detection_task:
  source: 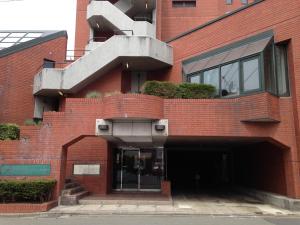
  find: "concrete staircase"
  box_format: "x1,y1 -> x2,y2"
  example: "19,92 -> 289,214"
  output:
60,178 -> 89,205
33,35 -> 173,95
87,0 -> 155,37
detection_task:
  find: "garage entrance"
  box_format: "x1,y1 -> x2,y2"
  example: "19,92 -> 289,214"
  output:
166,138 -> 288,202
167,150 -> 231,192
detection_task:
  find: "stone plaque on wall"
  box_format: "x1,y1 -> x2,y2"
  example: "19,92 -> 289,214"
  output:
73,164 -> 100,175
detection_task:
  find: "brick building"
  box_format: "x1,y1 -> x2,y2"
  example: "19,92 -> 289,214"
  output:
1,0 -> 300,209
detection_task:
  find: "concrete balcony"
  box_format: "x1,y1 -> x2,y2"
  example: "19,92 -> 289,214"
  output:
33,36 -> 173,95
89,92 -> 281,146
87,0 -> 155,37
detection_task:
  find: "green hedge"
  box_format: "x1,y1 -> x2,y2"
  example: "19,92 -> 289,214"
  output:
85,91 -> 102,98
0,180 -> 56,203
142,81 -> 178,99
142,81 -> 216,99
177,83 -> 216,99
0,124 -> 20,140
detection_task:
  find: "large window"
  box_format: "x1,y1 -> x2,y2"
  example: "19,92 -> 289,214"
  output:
190,73 -> 201,83
242,57 -> 260,92
203,68 -> 220,94
188,55 -> 261,98
184,32 -> 290,98
221,62 -> 240,97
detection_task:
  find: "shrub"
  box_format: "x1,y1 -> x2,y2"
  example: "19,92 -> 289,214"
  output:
103,90 -> 122,97
0,124 -> 20,140
176,83 -> 216,99
85,91 -> 102,98
24,119 -> 42,126
142,81 -> 178,99
142,81 -> 216,99
0,179 -> 56,203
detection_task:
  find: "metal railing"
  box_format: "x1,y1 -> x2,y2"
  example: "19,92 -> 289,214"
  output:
88,36 -> 108,43
113,29 -> 134,36
66,50 -> 90,61
35,49 -> 91,73
88,29 -> 134,44
133,16 -> 152,23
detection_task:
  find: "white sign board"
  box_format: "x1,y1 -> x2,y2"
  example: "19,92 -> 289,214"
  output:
73,164 -> 100,175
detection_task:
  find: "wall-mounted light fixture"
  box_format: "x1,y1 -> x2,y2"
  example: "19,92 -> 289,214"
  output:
58,91 -> 64,96
126,62 -> 129,69
155,124 -> 165,131
98,124 -> 109,131
96,22 -> 100,29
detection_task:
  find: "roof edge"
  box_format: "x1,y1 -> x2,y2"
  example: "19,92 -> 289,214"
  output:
0,30 -> 68,58
166,0 -> 265,43
182,29 -> 274,65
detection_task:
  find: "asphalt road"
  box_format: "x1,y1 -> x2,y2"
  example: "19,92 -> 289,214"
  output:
0,215 -> 300,225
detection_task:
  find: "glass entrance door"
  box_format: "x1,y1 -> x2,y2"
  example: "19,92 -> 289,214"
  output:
140,149 -> 163,190
122,149 -> 139,190
112,148 -> 164,191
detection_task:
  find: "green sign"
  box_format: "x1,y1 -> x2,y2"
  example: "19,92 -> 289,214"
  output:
0,164 -> 51,176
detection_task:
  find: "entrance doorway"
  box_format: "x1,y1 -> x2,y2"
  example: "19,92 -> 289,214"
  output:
112,148 -> 164,191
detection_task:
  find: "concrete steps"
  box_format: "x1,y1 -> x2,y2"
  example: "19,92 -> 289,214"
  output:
79,196 -> 173,206
60,179 -> 89,205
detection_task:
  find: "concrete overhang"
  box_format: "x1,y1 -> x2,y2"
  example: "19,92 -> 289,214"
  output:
95,119 -> 168,148
33,35 -> 173,96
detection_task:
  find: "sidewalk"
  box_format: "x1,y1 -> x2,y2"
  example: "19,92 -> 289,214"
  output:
49,200 -> 299,216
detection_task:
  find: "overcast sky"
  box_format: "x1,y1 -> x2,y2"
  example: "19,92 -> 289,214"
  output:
0,0 -> 77,49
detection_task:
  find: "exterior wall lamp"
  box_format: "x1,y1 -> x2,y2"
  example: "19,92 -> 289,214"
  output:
98,124 -> 109,131
155,124 -> 165,131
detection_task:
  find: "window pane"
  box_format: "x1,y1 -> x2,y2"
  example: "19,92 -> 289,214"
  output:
264,43 -> 276,94
173,1 -> 196,7
275,45 -> 290,96
190,74 -> 200,83
8,32 -> 26,38
221,62 -> 239,97
203,68 -> 219,95
43,60 -> 55,68
242,57 -> 260,92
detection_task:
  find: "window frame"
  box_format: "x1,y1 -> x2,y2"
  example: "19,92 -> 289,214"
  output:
226,0 -> 233,5
172,0 -> 196,8
274,43 -> 290,97
186,53 -> 264,98
43,59 -> 56,69
240,55 -> 263,94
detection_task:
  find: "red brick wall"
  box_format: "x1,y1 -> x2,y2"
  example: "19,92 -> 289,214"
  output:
75,0 -> 90,52
156,0 -> 255,41
165,0 -> 300,198
0,36 -> 67,125
75,66 -> 123,98
233,142 -> 287,196
1,93 -> 299,199
167,0 -> 300,83
0,201 -> 58,213
66,137 -> 109,194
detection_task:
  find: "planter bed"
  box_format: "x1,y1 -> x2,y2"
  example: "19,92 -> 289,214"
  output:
0,200 -> 57,213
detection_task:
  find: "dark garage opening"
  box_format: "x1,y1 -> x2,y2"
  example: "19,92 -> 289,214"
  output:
166,139 -> 287,200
